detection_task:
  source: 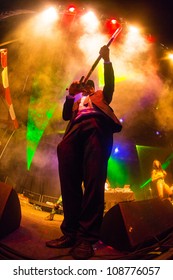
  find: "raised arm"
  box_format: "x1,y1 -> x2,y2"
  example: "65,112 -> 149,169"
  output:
99,45 -> 114,104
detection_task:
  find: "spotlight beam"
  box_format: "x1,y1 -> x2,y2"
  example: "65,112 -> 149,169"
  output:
83,25 -> 122,84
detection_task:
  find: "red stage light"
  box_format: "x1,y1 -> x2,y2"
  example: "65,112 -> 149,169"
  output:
111,19 -> 117,25
68,5 -> 76,13
105,18 -> 120,35
146,34 -> 156,43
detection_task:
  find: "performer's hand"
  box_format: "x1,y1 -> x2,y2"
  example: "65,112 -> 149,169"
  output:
69,81 -> 82,96
99,45 -> 110,62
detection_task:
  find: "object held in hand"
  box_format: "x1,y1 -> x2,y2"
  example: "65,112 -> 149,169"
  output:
69,81 -> 85,95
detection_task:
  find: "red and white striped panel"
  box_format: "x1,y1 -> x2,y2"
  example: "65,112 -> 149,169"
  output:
0,48 -> 18,129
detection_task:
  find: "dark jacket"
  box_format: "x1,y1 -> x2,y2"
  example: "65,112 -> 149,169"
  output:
62,63 -> 122,136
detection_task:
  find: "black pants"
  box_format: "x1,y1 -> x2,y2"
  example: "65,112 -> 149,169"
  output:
57,117 -> 113,243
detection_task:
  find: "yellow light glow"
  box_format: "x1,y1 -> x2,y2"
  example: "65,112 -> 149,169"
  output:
78,33 -> 107,63
128,25 -> 140,34
39,7 -> 59,24
80,11 -> 99,33
31,7 -> 59,37
124,24 -> 148,55
168,53 -> 173,60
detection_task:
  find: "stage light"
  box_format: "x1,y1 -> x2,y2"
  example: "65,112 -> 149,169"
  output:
159,49 -> 173,63
111,19 -> 117,25
155,131 -> 161,135
31,6 -> 59,37
114,147 -> 119,154
146,34 -> 156,43
128,25 -> 140,34
68,5 -> 76,13
39,7 -> 59,24
124,24 -> 148,55
80,11 -> 99,33
168,52 -> 173,61
105,18 -> 119,35
108,156 -> 129,187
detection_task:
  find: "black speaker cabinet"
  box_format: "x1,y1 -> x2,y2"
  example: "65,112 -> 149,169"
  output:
0,182 -> 21,239
100,198 -> 173,251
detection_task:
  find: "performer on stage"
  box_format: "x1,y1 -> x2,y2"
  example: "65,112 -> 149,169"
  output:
151,159 -> 172,200
46,45 -> 122,259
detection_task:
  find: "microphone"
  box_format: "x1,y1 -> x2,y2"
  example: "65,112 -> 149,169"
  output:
66,76 -> 85,91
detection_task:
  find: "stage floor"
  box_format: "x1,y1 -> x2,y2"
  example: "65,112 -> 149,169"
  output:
0,194 -> 173,260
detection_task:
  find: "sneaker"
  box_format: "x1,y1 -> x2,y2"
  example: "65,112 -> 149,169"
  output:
70,240 -> 94,259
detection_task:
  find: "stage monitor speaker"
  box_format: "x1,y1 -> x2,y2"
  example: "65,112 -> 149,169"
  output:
0,182 -> 21,239
100,198 -> 173,251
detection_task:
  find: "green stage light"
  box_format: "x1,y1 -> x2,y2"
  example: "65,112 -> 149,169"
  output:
107,156 -> 129,187
26,77 -> 57,170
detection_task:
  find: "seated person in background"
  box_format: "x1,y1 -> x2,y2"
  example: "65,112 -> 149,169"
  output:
151,159 -> 172,200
